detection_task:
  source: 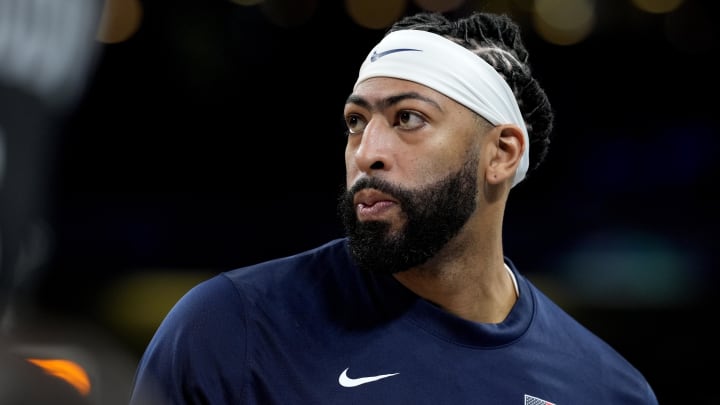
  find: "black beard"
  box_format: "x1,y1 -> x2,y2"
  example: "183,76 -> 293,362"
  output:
337,154 -> 478,275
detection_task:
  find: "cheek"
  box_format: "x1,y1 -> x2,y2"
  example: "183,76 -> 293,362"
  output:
416,145 -> 476,186
344,147 -> 358,186
416,143 -> 461,175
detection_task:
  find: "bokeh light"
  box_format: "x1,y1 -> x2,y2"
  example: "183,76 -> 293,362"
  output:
345,0 -> 408,30
96,0 -> 143,44
631,0 -> 684,14
100,270 -> 214,347
554,229 -> 700,308
413,0 -> 465,13
26,358 -> 92,396
533,0 -> 595,45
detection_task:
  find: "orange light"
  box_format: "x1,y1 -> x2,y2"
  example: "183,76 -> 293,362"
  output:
25,358 -> 91,396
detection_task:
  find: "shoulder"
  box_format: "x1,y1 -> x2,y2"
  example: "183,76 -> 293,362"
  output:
165,238 -> 351,318
130,272 -> 248,403
143,238 -> 349,342
510,264 -> 656,400
222,237 -> 352,286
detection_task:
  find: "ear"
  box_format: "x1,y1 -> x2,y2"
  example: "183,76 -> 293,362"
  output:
486,124 -> 525,186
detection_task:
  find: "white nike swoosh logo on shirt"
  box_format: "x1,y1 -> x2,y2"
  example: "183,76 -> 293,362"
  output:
338,367 -> 399,387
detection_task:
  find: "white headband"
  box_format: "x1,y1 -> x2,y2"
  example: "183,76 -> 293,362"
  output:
354,29 -> 529,188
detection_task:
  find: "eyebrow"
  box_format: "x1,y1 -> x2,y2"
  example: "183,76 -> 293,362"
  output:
345,91 -> 443,112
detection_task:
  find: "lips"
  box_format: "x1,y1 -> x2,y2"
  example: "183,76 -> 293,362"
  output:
354,188 -> 397,206
353,189 -> 399,219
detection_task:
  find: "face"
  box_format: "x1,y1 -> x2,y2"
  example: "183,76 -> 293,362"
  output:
338,77 -> 484,274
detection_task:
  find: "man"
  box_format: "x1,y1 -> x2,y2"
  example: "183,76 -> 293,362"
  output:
129,11 -> 657,404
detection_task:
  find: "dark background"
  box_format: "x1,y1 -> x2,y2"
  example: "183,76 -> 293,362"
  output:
5,0 -> 717,403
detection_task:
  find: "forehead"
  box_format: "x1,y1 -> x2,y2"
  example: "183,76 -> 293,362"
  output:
348,77 -> 458,109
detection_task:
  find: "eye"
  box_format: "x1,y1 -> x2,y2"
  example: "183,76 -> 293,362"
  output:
397,111 -> 425,130
345,114 -> 367,135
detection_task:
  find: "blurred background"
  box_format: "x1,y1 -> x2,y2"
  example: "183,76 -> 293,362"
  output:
1,0 -> 717,403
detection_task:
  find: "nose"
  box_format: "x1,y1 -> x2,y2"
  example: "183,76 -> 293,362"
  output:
352,117 -> 393,174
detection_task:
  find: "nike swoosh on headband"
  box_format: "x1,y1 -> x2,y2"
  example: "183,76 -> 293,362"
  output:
370,48 -> 421,62
338,367 -> 400,387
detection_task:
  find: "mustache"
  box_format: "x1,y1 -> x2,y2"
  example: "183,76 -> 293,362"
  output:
346,177 -> 407,201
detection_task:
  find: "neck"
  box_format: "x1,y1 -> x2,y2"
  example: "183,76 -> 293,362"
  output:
392,233 -> 517,324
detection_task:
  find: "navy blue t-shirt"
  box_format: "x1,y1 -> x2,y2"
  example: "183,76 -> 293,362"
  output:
129,238 -> 657,404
